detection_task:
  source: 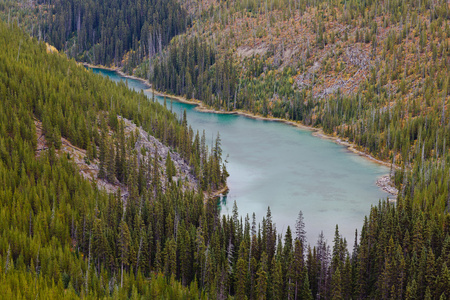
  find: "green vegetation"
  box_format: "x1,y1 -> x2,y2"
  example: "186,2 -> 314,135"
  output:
0,0 -> 190,72
1,0 -> 450,297
5,0 -> 448,171
0,21 -> 225,298
143,0 -> 450,171
136,35 -> 238,112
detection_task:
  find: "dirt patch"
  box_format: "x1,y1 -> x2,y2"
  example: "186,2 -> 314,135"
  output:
236,45 -> 269,58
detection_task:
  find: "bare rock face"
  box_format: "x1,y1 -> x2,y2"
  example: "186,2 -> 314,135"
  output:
344,46 -> 371,69
236,45 -> 269,58
119,116 -> 198,191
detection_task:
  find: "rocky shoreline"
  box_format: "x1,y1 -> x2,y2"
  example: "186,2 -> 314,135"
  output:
376,175 -> 398,201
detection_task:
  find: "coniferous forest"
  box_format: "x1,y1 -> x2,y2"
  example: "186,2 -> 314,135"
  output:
4,0 -> 190,72
0,0 -> 450,298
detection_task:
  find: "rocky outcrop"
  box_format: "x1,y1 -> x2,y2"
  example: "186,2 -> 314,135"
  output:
119,116 -> 198,191
35,116 -> 198,199
376,175 -> 398,198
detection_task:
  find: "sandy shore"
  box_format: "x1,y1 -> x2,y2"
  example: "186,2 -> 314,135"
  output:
85,64 -> 398,196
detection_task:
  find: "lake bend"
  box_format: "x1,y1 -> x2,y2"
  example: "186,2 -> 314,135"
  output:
92,67 -> 391,247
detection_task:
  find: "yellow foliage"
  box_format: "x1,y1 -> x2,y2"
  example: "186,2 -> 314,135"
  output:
46,43 -> 58,53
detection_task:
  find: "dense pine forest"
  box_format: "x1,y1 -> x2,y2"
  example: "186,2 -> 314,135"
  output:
0,0 -> 190,72
0,20 -> 226,297
1,0 -> 450,298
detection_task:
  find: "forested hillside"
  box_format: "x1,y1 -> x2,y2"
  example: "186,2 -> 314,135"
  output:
2,0 -> 450,298
140,0 -> 450,171
2,19 -> 450,299
6,0 -> 449,170
0,20 -> 225,297
0,0 -> 190,72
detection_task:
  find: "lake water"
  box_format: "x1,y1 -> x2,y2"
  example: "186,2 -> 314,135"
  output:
92,68 -> 390,247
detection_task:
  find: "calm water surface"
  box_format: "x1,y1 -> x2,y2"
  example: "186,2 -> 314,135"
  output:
92,68 -> 390,246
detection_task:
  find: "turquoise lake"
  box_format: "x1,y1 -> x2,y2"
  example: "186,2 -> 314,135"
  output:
92,68 -> 391,247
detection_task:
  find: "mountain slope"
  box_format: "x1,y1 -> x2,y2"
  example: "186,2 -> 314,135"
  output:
2,1 -> 450,299
142,0 -> 449,173
0,20 -> 224,298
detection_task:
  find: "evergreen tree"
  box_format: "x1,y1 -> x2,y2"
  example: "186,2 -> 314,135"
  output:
118,220 -> 131,287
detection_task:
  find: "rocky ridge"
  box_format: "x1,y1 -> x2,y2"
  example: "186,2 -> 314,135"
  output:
35,116 -> 198,199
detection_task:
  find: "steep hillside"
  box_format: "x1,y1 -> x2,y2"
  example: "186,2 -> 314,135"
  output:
0,21 -> 226,298
0,0 -> 190,73
4,0 -> 449,171
2,1 -> 450,299
35,115 -> 199,197
141,0 -> 450,172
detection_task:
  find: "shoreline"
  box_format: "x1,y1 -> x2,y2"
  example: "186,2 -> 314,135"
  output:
83,63 -> 152,87
86,64 -> 398,196
205,185 -> 229,202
